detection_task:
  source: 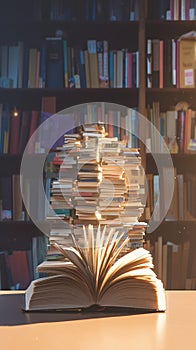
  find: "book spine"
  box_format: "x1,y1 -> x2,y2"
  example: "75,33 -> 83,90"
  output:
159,40 -> 164,88
46,37 -> 64,88
127,52 -> 132,88
9,110 -> 20,154
87,39 -> 99,88
109,50 -> 114,88
63,40 -> 68,88
116,50 -> 123,88
40,43 -> 46,88
152,39 -> 160,88
146,39 -> 152,88
172,39 -> 177,86
79,49 -> 86,88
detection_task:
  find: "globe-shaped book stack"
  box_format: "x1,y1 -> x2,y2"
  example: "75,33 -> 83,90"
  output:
47,122 -> 147,253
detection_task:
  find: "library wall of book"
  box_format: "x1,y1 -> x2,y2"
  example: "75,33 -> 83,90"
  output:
1,0 -> 196,291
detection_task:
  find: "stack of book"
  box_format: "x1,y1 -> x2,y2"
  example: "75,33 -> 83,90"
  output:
48,123 -> 146,251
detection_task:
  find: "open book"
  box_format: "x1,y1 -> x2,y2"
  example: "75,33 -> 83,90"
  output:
24,226 -> 166,312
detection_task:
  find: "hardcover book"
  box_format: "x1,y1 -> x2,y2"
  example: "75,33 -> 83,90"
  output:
46,37 -> 64,88
24,226 -> 166,312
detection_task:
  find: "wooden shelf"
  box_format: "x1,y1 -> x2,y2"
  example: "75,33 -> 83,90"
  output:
146,20 -> 196,37
146,88 -> 196,109
146,153 -> 196,174
0,221 -> 43,251
0,88 -> 139,110
1,20 -> 139,49
0,153 -> 49,176
0,154 -> 22,176
146,220 -> 196,244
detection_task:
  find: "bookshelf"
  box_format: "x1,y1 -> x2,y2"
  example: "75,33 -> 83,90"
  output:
0,0 -> 145,290
144,0 -> 196,290
0,0 -> 196,290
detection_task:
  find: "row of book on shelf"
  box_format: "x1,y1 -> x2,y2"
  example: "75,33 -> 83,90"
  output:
4,0 -> 196,23
146,101 -> 196,153
2,98 -> 196,157
147,31 -> 196,89
0,174 -> 51,222
145,170 -> 196,222
0,235 -> 48,290
0,38 -> 139,89
4,97 -> 193,156
43,0 -> 140,22
7,0 -> 196,23
0,100 -> 140,155
149,0 -> 196,20
3,32 -> 196,91
2,101 -> 196,157
2,0 -> 140,23
0,98 -> 55,155
2,168 -> 196,225
144,235 -> 196,290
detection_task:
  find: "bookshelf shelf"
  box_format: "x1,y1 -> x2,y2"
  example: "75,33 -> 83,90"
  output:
146,220 -> 196,245
146,153 -> 196,174
2,20 -> 139,49
146,88 -> 196,109
146,87 -> 196,109
147,87 -> 196,93
0,154 -> 48,176
0,154 -> 22,176
0,221 -> 43,251
146,20 -> 196,37
0,88 -> 139,110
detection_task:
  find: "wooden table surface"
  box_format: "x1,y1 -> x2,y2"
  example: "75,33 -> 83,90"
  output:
0,290 -> 195,350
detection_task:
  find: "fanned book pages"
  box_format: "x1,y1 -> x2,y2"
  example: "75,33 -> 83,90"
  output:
24,226 -> 166,312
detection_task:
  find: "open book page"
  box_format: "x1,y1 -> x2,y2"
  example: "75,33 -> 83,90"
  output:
39,229 -> 156,298
25,226 -> 166,311
52,242 -> 96,297
99,277 -> 166,311
50,226 -> 130,294
96,229 -> 130,290
101,248 -> 153,283
37,260 -> 86,283
25,273 -> 95,311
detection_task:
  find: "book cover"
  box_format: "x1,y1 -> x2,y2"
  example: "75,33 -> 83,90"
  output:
179,34 -> 196,88
46,37 -> 64,88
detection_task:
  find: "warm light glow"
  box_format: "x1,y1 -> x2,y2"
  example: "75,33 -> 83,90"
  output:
95,211 -> 102,220
13,108 -> 19,117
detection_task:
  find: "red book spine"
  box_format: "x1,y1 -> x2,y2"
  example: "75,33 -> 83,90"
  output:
9,112 -> 20,154
170,0 -> 174,19
185,0 -> 190,19
27,110 -> 39,154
